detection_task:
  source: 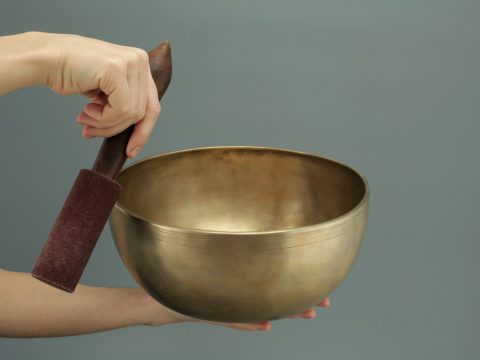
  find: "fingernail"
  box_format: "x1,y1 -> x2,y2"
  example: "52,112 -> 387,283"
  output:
302,309 -> 315,319
259,322 -> 271,331
129,146 -> 142,158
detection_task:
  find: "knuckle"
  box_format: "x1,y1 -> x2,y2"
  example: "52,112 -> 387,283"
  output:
104,59 -> 127,78
117,104 -> 131,117
109,57 -> 127,71
148,101 -> 162,116
125,48 -> 147,66
126,52 -> 138,65
133,108 -> 145,121
150,101 -> 161,114
134,48 -> 149,64
121,107 -> 142,123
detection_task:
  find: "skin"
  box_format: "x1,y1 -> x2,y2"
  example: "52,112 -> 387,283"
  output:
0,32 -> 330,337
0,269 -> 330,337
0,31 -> 161,158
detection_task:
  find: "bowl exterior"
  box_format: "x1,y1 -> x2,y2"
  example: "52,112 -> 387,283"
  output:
109,195 -> 368,323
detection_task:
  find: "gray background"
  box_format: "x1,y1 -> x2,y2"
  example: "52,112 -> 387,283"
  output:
1,0 -> 479,359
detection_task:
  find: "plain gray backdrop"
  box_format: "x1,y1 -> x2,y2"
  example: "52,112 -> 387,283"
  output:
1,0 -> 479,359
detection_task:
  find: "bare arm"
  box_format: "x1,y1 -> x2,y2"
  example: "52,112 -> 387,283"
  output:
0,32 -> 50,95
0,268 -> 328,338
0,268 -> 163,337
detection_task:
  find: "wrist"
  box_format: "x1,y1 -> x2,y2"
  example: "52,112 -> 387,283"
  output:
20,31 -> 61,87
0,31 -> 59,94
134,288 -> 184,326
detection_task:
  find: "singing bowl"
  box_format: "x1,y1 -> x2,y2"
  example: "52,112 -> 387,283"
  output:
109,146 -> 369,323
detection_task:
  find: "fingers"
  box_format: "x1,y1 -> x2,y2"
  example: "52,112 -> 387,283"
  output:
317,297 -> 331,308
217,321 -> 272,332
83,89 -> 108,105
79,122 -> 131,139
287,308 -> 316,319
200,298 -> 333,333
285,297 -> 331,320
77,47 -> 158,151
130,50 -> 149,124
78,103 -> 107,127
77,74 -> 132,137
100,49 -> 149,128
99,71 -> 132,127
125,74 -> 161,158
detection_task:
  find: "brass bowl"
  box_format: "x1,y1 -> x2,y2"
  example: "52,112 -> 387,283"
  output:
109,146 -> 369,323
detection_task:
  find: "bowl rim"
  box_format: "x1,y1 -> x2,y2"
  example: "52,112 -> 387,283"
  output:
114,145 -> 369,236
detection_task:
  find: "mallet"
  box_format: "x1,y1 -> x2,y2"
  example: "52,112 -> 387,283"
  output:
31,41 -> 172,292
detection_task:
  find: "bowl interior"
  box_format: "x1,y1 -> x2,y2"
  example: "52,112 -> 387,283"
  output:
116,147 -> 366,232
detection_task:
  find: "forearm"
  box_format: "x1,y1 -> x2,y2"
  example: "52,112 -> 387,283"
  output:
0,32 -> 53,95
0,268 -> 168,338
